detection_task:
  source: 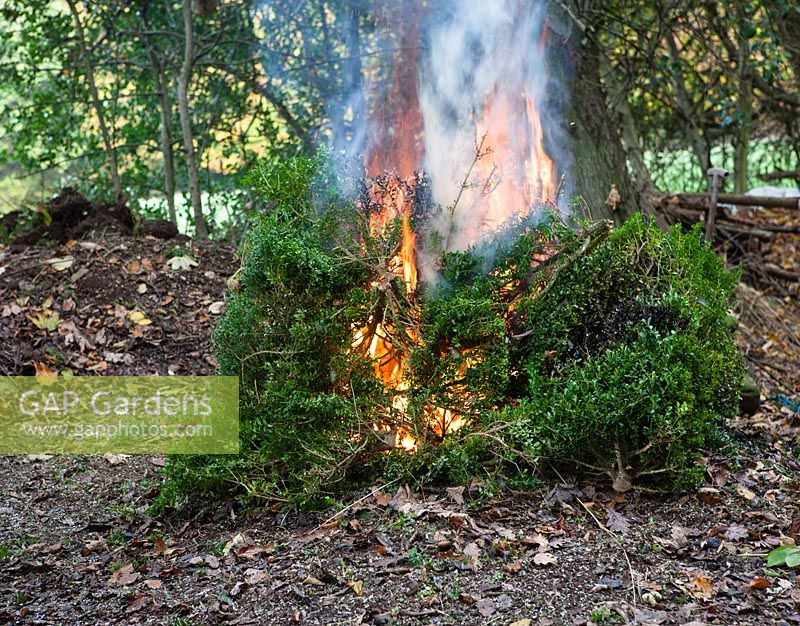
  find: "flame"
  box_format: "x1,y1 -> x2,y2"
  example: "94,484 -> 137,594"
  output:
353,3 -> 557,453
367,0 -> 424,180
352,177 -> 421,450
459,89 -> 556,247
367,179 -> 417,294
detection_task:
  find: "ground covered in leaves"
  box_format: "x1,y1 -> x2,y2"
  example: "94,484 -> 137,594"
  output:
1,225 -> 800,625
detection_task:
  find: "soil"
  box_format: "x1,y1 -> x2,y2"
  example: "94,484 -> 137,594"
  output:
1,219 -> 799,625
7,188 -> 181,248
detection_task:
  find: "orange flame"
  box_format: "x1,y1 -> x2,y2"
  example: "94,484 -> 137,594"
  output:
460,89 -> 556,247
355,6 -> 556,452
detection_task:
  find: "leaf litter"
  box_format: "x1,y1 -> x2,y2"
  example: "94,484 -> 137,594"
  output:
1,230 -> 800,624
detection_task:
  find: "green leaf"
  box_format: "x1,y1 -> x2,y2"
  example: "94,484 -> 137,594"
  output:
785,549 -> 800,568
766,546 -> 793,567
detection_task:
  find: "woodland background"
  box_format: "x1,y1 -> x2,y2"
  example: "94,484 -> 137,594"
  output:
1,0 -> 799,238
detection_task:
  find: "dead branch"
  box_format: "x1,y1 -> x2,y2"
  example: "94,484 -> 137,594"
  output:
661,193 -> 800,211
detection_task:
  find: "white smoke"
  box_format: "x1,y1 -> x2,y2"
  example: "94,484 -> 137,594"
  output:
419,0 -> 557,252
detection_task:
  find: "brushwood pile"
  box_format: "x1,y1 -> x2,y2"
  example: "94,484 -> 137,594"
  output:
160,156 -> 744,506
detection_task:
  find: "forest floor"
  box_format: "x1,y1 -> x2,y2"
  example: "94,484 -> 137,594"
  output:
1,209 -> 799,626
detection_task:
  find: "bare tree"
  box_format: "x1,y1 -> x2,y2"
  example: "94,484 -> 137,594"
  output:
178,0 -> 207,239
140,7 -> 178,225
65,0 -> 123,199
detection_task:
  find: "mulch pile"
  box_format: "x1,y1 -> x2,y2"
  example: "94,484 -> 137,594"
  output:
9,187 -> 136,245
6,187 -> 180,247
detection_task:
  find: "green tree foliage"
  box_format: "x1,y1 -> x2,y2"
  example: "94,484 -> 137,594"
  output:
597,0 -> 800,192
158,157 -> 743,507
2,1 -> 798,228
0,1 -> 303,232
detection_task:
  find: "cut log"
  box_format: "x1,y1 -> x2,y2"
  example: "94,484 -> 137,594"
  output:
761,168 -> 800,181
661,207 -> 774,240
661,193 -> 800,210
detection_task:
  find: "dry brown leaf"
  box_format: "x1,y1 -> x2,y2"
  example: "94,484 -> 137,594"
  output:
748,577 -> 771,590
724,524 -> 749,541
144,579 -> 162,590
82,538 -> 107,555
244,568 -> 269,585
222,533 -> 245,555
372,491 -> 392,506
236,544 -> 274,560
153,538 -> 167,555
33,361 -> 57,378
46,256 -> 74,272
605,508 -> 630,534
347,580 -> 364,596
736,484 -> 757,501
167,256 -> 198,271
671,524 -> 688,548
522,533 -> 549,549
463,541 -> 482,570
688,571 -> 714,600
476,597 -> 496,617
446,486 -> 465,506
533,552 -> 558,566
125,595 -> 148,614
128,311 -> 152,326
102,453 -> 129,465
108,564 -> 140,587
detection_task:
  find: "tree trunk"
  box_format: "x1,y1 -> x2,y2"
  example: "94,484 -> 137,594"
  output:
142,27 -> 177,225
66,0 -> 122,200
600,53 -> 661,214
547,2 -> 637,226
330,3 -> 365,152
178,0 -> 207,240
734,15 -> 752,194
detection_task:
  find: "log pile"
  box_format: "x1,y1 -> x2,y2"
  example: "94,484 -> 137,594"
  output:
657,192 -> 800,293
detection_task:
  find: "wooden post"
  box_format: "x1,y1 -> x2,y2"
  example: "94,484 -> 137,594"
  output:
705,167 -> 729,242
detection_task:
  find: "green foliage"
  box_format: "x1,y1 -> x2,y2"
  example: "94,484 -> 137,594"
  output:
0,1 -> 300,226
161,156 -> 387,506
489,215 -> 743,489
159,158 -> 744,507
766,545 -> 800,568
590,606 -> 624,625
